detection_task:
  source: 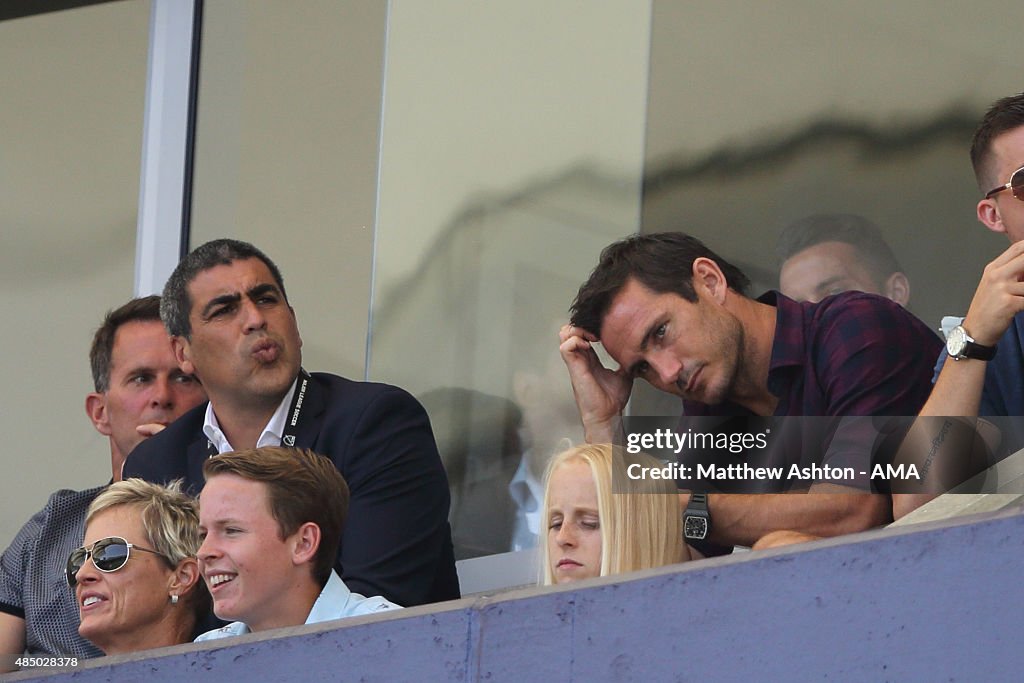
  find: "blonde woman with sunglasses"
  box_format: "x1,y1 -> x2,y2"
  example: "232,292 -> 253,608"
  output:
67,479 -> 208,655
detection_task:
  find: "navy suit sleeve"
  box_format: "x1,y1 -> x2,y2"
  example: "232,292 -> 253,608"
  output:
325,386 -> 458,606
121,406 -> 204,493
121,438 -> 159,481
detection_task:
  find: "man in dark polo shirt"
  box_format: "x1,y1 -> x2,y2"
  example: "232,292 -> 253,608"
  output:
559,232 -> 941,550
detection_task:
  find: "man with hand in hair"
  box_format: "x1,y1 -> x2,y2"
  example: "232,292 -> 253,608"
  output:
559,232 -> 940,552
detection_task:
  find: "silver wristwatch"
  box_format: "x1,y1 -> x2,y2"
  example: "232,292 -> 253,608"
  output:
946,325 -> 996,361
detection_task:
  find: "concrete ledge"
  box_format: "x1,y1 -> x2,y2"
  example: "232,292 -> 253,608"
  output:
11,504 -> 1024,681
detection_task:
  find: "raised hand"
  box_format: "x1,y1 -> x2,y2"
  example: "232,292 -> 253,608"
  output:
559,323 -> 632,443
962,240 -> 1024,345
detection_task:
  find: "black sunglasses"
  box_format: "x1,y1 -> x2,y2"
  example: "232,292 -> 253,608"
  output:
65,536 -> 166,588
985,165 -> 1024,201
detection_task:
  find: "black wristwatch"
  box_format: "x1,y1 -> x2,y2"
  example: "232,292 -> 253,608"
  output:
946,325 -> 997,362
683,493 -> 711,541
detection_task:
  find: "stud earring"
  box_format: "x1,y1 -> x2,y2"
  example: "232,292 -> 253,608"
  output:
170,594 -> 179,605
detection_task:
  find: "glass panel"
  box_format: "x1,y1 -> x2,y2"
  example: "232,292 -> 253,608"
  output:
368,2 -> 653,558
0,2 -> 149,547
184,2 -> 1024,561
633,0 -> 1024,414
190,0 -> 387,379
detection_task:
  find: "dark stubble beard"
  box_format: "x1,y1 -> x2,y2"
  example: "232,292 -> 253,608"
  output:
706,310 -> 746,406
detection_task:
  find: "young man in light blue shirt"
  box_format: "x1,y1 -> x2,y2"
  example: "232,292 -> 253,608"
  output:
195,447 -> 399,641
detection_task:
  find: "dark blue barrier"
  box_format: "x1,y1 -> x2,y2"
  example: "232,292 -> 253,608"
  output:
11,504 -> 1024,682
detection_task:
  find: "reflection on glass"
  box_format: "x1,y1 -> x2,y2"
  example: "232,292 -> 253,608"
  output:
776,213 -> 912,307
190,0 -> 386,379
368,4 -> 651,559
371,173 -> 643,559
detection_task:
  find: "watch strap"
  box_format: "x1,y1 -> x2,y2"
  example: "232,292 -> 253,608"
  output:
963,338 -> 997,361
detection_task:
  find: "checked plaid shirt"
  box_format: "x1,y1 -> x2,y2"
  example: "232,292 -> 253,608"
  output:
684,290 -> 941,419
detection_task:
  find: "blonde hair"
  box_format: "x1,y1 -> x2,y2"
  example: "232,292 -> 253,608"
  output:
86,478 -> 209,625
540,444 -> 684,585
87,478 -> 201,565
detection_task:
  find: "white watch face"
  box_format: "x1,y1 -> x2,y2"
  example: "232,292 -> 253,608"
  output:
946,326 -> 967,358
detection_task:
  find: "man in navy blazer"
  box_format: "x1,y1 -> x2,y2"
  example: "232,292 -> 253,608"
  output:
123,239 -> 458,606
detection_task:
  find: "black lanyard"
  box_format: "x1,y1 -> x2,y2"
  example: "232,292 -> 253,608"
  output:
206,368 -> 312,456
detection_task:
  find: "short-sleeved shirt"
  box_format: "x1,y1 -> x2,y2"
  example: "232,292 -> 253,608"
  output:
681,291 -> 942,490
0,487 -> 105,658
684,291 -> 942,419
931,314 -> 1024,460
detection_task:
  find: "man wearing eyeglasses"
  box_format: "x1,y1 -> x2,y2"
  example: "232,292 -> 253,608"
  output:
0,297 -> 207,667
895,93 -> 1024,517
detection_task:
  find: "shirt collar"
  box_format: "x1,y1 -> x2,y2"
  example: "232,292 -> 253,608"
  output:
509,447 -> 557,537
509,452 -> 544,508
202,378 -> 299,453
758,290 -> 807,397
194,571 -> 352,641
306,570 -> 352,625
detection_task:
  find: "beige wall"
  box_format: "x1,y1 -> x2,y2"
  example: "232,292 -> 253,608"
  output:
0,2 -> 149,548
190,0 -> 386,379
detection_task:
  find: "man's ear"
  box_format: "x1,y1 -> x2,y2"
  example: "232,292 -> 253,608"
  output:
692,257 -> 728,303
977,197 -> 1007,236
172,336 -> 196,376
85,393 -> 112,437
884,272 -> 911,307
168,557 -> 201,598
290,522 -> 321,567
